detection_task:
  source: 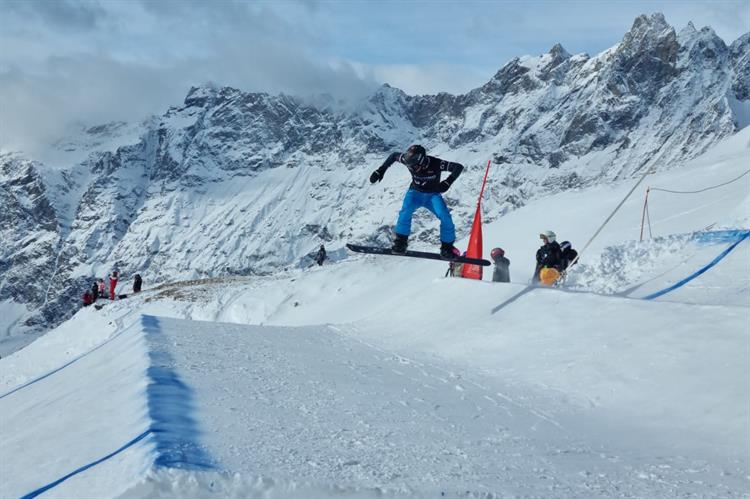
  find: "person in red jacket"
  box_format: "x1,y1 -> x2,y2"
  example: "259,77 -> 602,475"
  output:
109,271 -> 119,300
82,291 -> 93,307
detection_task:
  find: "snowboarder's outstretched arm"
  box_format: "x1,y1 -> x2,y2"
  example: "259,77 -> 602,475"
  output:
369,152 -> 401,183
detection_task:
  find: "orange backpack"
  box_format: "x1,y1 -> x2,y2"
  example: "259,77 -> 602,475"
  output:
538,267 -> 561,286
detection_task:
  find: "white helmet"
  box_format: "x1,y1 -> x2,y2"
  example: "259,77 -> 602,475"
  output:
540,230 -> 556,242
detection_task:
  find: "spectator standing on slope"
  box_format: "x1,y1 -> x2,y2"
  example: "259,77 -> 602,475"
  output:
560,241 -> 579,271
490,247 -> 511,283
315,245 -> 327,266
533,231 -> 563,285
109,271 -> 119,300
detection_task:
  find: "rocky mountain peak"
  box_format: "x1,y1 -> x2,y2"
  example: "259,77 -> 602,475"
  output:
184,84 -> 219,108
607,12 -> 679,98
548,43 -> 571,61
619,12 -> 677,57
627,12 -> 672,39
481,57 -> 537,96
536,43 -> 573,83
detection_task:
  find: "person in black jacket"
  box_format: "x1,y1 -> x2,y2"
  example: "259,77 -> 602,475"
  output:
91,281 -> 99,301
533,230 -> 563,283
133,274 -> 143,293
369,144 -> 463,258
560,241 -> 578,271
490,247 -> 511,282
315,245 -> 327,266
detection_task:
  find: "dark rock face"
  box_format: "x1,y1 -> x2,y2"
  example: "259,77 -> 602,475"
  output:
0,157 -> 62,330
612,13 -> 680,97
1,13 -> 747,339
730,33 -> 750,101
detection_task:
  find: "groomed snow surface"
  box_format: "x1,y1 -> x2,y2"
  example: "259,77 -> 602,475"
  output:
1,129 -> 749,498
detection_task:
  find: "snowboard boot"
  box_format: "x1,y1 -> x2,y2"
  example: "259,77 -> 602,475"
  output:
391,234 -> 408,254
440,241 -> 457,259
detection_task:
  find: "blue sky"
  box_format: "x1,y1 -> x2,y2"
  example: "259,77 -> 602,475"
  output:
1,0 -> 748,151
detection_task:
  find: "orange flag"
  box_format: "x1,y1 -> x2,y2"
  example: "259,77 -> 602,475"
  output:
461,160 -> 492,280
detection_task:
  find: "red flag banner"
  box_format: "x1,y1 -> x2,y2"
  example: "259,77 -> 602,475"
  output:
461,160 -> 492,280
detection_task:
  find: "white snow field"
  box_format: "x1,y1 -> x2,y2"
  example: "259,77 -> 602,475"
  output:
1,128 -> 748,498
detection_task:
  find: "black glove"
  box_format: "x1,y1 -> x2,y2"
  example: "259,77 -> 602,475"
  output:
369,170 -> 383,183
438,180 -> 452,193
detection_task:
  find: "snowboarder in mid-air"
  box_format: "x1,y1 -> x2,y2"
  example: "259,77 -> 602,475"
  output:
369,144 -> 463,258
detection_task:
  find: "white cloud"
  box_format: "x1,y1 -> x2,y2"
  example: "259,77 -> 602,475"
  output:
367,63 -> 492,96
0,0 -> 747,154
0,0 -> 378,152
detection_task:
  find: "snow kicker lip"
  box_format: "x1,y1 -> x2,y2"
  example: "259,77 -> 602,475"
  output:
14,315 -> 215,499
141,314 -> 215,471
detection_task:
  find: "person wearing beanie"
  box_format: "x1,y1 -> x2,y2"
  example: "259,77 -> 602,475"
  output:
490,247 -> 511,283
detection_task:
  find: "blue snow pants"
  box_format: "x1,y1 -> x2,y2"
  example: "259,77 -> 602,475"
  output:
394,189 -> 456,243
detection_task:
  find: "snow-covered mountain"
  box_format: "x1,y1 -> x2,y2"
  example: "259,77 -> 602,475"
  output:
1,13 -> 748,340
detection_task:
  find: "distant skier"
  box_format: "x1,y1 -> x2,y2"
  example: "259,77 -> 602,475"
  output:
97,278 -> 106,298
133,273 -> 143,293
533,231 -> 563,285
369,144 -> 463,258
109,271 -> 119,300
560,241 -> 578,271
82,290 -> 93,307
91,281 -> 99,301
315,245 -> 327,266
490,247 -> 511,283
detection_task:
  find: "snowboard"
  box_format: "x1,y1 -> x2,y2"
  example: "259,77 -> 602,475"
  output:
347,243 -> 491,266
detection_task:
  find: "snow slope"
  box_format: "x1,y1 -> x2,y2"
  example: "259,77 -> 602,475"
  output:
0,129 -> 748,497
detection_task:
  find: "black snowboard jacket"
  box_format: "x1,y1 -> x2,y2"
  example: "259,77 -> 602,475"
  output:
534,241 -> 564,280
561,248 -> 578,270
492,256 -> 511,283
376,152 -> 464,193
